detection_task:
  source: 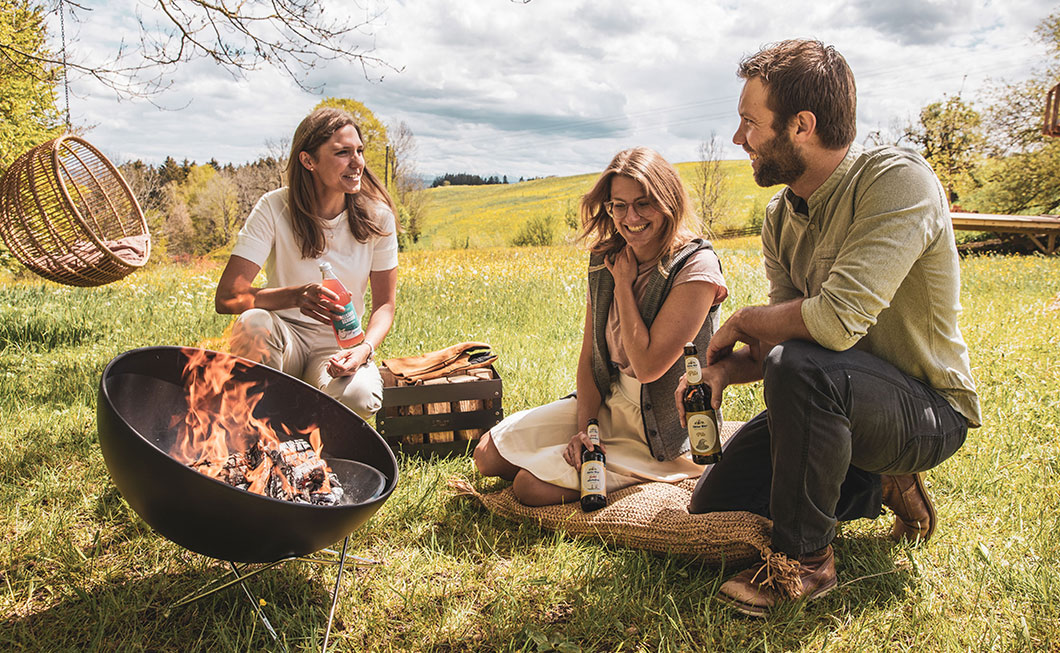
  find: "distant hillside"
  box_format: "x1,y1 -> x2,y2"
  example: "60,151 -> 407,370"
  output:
413,160 -> 780,250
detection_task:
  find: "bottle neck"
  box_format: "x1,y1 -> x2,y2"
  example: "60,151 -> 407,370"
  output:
586,424 -> 600,446
684,355 -> 703,385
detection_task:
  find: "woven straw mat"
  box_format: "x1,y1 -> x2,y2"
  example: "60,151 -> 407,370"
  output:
449,420 -> 772,565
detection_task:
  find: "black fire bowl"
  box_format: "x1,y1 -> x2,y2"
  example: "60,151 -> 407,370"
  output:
97,346 -> 399,563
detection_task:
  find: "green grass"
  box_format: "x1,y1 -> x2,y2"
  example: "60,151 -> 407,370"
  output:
1,246 -> 1058,651
415,161 -> 778,250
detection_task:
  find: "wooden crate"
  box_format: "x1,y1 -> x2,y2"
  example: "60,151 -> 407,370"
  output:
376,365 -> 504,457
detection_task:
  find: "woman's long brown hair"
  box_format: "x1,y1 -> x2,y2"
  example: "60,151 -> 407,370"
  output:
578,147 -> 698,262
286,107 -> 396,259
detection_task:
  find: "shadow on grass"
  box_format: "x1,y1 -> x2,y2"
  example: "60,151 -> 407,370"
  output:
0,424 -> 98,488
0,558 -> 345,652
2,436 -> 922,653
831,533 -> 919,606
434,480 -> 920,648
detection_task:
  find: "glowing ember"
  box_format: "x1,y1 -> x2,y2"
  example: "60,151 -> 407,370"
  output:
170,348 -> 343,505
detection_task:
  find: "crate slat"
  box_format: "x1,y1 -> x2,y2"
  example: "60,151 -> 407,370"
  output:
376,365 -> 504,458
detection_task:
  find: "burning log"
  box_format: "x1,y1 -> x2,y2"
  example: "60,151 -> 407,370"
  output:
190,443 -> 263,487
171,348 -> 347,506
192,438 -> 345,505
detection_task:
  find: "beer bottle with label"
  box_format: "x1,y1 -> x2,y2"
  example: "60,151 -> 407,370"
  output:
683,342 -> 722,464
580,418 -> 607,512
319,262 -> 364,348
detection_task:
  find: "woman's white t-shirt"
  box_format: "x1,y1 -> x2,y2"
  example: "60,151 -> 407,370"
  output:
230,188 -> 399,327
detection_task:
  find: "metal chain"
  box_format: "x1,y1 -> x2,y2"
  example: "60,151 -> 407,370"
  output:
59,0 -> 70,128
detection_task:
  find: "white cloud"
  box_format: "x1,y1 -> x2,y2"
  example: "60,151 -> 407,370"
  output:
47,0 -> 1054,179
847,0 -> 979,45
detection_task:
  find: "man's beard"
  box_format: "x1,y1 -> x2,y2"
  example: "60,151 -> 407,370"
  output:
752,129 -> 807,188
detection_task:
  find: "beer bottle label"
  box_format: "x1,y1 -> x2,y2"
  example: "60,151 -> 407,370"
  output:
688,412 -> 719,455
685,356 -> 702,384
580,461 -> 605,497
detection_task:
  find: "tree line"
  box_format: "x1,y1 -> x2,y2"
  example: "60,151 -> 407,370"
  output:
431,173 -> 510,188
866,12 -> 1060,217
113,99 -> 428,260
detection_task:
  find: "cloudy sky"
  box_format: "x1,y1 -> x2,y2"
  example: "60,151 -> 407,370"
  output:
53,0 -> 1055,180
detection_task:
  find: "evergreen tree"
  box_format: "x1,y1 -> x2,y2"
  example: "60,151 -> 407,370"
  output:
158,157 -> 186,186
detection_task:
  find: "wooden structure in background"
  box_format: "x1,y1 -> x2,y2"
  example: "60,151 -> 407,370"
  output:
944,83 -> 1060,254
951,212 -> 1060,255
1045,82 -> 1060,137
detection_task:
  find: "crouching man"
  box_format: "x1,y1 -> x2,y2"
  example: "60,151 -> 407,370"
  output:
676,39 -> 980,617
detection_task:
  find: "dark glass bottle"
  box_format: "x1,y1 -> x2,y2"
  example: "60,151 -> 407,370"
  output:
683,342 -> 722,465
580,418 -> 607,512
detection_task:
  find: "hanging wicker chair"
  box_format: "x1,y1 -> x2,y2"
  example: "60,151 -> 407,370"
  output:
0,134 -> 151,287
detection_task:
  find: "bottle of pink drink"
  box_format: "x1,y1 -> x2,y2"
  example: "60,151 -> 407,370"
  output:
318,262 -> 364,348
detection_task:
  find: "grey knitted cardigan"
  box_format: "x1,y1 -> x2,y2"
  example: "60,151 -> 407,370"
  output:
587,238 -> 720,461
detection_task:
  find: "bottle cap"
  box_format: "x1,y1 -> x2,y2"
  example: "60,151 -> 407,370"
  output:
684,342 -> 697,355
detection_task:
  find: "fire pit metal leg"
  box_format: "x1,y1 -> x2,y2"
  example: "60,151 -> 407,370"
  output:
230,561 -> 286,649
163,545 -> 378,652
321,535 -> 350,652
166,557 -> 292,612
312,546 -> 382,567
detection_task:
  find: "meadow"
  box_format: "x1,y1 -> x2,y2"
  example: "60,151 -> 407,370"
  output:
413,161 -> 778,249
0,238 -> 1058,651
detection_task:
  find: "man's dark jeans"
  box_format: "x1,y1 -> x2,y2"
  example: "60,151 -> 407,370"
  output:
689,340 -> 969,556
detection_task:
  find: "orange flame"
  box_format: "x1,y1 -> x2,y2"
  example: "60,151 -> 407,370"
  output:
171,347 -> 332,499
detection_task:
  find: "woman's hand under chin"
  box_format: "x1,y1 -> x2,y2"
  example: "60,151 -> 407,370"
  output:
605,245 -> 640,287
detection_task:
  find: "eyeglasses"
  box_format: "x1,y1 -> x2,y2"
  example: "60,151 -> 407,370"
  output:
605,199 -> 657,219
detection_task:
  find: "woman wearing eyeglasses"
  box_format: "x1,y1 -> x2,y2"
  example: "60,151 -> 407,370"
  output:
474,147 -> 728,506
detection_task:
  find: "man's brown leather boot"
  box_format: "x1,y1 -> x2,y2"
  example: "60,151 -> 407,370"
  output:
881,472 -> 936,543
716,545 -> 837,617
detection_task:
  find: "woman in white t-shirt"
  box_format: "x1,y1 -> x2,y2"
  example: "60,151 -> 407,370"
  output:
473,147 -> 728,506
215,107 -> 398,419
